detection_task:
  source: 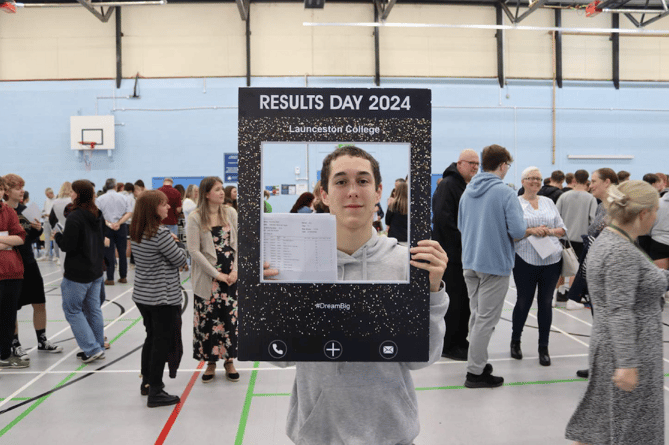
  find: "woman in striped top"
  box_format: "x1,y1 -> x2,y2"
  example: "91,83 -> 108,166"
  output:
129,190 -> 186,408
511,167 -> 567,367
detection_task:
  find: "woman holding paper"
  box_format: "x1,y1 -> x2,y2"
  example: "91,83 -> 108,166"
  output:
511,167 -> 566,366
187,176 -> 239,383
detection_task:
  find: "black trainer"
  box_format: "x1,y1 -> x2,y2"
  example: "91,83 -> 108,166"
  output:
441,346 -> 467,361
147,388 -> 180,408
576,369 -> 589,379
465,369 -> 504,388
510,341 -> 522,360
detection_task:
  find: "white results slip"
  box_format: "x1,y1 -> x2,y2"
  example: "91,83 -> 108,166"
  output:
261,213 -> 338,283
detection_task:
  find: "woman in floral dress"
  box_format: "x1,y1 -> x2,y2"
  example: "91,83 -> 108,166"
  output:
187,176 -> 239,383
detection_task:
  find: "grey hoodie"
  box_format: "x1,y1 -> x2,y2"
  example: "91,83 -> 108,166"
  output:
278,231 -> 449,445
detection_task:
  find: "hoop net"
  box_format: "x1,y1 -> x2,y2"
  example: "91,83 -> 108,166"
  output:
78,141 -> 97,172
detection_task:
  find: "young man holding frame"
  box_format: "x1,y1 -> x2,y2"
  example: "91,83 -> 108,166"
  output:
267,145 -> 449,445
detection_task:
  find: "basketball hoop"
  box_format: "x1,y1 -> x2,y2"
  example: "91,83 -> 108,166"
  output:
78,141 -> 97,172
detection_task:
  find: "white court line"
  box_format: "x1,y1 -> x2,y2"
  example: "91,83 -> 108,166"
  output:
435,353 -> 589,365
40,270 -> 62,278
505,294 -> 669,391
0,288 -> 137,410
43,276 -> 64,286
504,299 -> 590,348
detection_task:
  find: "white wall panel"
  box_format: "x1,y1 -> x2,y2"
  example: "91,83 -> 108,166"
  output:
383,5 -> 496,78
3,4 -> 669,81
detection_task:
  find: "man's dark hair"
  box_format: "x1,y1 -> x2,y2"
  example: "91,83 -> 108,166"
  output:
480,144 -> 512,172
565,172 -> 574,184
595,168 -> 619,185
320,145 -> 381,193
104,178 -> 116,192
574,169 -> 589,185
124,182 -> 135,193
617,170 -> 630,182
544,178 -> 551,186
134,179 -> 145,188
643,173 -> 660,185
550,170 -> 565,183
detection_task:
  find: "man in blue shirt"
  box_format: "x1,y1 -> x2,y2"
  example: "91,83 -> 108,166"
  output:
458,144 -> 526,388
97,178 -> 133,285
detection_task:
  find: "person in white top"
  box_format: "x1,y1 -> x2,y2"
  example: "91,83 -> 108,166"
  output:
182,185 -> 198,228
42,188 -> 56,261
511,167 -> 567,367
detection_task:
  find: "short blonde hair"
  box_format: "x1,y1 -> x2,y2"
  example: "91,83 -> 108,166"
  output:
605,180 -> 659,225
45,187 -> 53,195
521,166 -> 541,180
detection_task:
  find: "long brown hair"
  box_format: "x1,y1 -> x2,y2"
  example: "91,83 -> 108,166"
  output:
130,190 -> 167,243
389,181 -> 408,215
71,180 -> 99,216
224,185 -> 238,211
195,177 -> 229,231
290,192 -> 315,213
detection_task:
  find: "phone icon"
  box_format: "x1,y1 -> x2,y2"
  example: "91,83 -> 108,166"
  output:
268,340 -> 287,358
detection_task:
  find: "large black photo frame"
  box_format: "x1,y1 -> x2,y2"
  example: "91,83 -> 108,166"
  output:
238,87 -> 432,362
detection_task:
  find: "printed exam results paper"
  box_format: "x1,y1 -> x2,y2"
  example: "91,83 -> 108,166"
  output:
262,213 -> 338,282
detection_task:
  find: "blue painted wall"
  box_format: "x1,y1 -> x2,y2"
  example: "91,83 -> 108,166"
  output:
2,77 -> 668,212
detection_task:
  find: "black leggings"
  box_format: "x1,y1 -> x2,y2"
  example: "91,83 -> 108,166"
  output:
136,303 -> 180,386
0,280 -> 22,360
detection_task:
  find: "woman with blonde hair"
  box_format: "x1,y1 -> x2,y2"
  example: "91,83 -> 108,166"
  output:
385,181 -> 408,245
510,167 -> 566,366
130,190 -> 186,407
566,180 -> 669,445
187,177 -> 239,383
48,181 -> 74,265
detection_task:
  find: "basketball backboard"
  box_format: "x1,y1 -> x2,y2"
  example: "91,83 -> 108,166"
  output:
70,116 -> 115,150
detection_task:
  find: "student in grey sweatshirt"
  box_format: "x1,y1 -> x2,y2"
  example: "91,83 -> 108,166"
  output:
269,146 -> 449,445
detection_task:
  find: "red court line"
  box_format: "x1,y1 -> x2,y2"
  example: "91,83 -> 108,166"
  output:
155,361 -> 205,445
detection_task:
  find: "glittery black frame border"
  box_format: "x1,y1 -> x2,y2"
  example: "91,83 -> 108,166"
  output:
238,88 -> 431,362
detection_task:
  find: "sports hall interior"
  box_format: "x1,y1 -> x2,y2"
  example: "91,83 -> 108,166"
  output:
1,1 -> 669,444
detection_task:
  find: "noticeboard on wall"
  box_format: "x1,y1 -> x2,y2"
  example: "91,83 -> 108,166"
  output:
238,87 -> 432,362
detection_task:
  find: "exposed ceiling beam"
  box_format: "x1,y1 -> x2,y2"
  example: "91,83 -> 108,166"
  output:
236,0 -> 250,20
76,0 -> 115,22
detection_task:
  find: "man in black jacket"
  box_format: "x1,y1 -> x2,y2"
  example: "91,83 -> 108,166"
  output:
432,149 -> 479,360
537,170 -> 565,204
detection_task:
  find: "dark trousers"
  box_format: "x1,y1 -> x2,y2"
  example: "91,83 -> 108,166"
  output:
136,303 -> 180,386
442,260 -> 470,351
104,224 -> 128,281
511,255 -> 562,347
0,280 -> 22,360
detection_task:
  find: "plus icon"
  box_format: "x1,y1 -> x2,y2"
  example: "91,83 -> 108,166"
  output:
324,341 -> 342,359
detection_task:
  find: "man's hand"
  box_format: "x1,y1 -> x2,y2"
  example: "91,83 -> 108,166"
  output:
263,261 -> 279,279
410,240 -> 448,292
30,219 -> 42,231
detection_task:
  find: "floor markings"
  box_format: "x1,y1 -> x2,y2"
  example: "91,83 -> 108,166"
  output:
154,361 -> 205,445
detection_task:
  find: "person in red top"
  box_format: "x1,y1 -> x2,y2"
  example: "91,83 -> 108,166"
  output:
158,178 -> 182,236
0,176 -> 28,369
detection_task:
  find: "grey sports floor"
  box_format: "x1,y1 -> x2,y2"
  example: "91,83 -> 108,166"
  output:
1,260 -> 668,444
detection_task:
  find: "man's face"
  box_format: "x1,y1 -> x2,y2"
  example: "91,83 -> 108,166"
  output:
7,185 -> 24,203
456,153 -> 480,182
46,191 -> 55,199
134,186 -> 144,198
321,155 -> 382,233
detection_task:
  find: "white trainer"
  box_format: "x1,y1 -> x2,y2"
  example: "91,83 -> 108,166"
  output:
566,299 -> 585,310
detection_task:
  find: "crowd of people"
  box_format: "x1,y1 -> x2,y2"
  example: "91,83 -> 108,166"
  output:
1,143 -> 668,443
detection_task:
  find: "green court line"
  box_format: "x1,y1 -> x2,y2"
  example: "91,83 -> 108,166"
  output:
0,315 -> 143,438
235,361 -> 260,445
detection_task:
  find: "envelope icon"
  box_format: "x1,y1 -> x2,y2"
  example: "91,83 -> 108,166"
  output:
383,345 -> 394,355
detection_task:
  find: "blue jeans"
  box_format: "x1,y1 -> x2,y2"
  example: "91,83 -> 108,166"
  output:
166,225 -> 178,236
61,277 -> 105,356
511,255 -> 562,347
